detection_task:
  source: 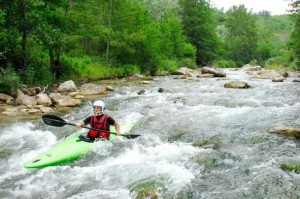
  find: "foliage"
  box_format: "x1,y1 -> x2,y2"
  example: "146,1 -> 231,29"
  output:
0,67 -> 21,93
213,59 -> 238,68
179,0 -> 221,65
281,162 -> 300,173
224,5 -> 258,66
290,12 -> 300,68
0,0 -> 298,93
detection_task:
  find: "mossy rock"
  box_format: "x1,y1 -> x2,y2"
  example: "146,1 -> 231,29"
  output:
129,177 -> 166,199
192,137 -> 221,149
268,127 -> 300,138
281,162 -> 300,173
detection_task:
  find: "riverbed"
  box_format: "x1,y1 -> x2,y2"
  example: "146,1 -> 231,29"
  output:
0,69 -> 299,198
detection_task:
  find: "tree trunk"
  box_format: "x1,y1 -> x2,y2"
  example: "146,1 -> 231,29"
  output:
49,48 -> 62,79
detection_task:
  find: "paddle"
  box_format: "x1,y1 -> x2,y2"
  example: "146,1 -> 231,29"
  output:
42,114 -> 140,139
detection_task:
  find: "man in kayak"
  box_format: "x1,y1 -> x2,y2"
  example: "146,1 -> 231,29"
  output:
75,100 -> 121,140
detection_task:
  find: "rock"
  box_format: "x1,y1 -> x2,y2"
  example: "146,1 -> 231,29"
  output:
56,96 -> 82,107
106,86 -> 115,91
40,107 -> 54,113
74,95 -> 85,99
272,77 -> 284,82
140,81 -> 150,84
197,74 -> 214,78
224,81 -> 251,89
68,91 -> 80,97
173,75 -> 187,79
2,105 -> 27,117
49,92 -> 63,102
27,87 -> 37,96
171,67 -> 194,75
242,64 -> 262,71
80,83 -> 107,95
58,80 -> 78,92
128,73 -> 147,80
49,93 -> 81,107
202,67 -> 226,77
0,93 -> 14,103
16,89 -> 38,106
137,90 -> 145,95
27,109 -> 40,114
158,88 -> 164,93
136,189 -> 158,199
268,127 -> 300,138
36,93 -> 52,106
253,70 -> 288,79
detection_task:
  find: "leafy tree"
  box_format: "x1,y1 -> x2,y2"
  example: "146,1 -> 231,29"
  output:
179,0 -> 221,66
33,0 -> 69,79
225,5 -> 258,66
288,0 -> 300,67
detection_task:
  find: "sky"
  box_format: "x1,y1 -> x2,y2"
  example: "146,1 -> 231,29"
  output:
210,0 -> 290,15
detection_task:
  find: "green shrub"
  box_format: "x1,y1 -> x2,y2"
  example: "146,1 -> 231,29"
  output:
178,58 -> 197,69
158,60 -> 178,72
213,59 -> 238,68
119,64 -> 140,76
0,67 -> 21,93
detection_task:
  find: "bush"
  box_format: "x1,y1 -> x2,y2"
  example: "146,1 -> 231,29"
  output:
178,58 -> 197,69
0,67 -> 21,93
265,57 -> 289,70
213,59 -> 238,68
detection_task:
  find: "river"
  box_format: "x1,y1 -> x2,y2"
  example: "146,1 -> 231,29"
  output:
0,69 -> 299,199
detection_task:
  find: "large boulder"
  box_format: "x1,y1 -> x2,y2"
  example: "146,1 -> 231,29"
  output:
58,80 -> 78,92
56,96 -> 82,107
202,67 -> 226,77
16,89 -> 37,106
49,92 -> 81,107
36,93 -> 52,106
0,93 -> 14,103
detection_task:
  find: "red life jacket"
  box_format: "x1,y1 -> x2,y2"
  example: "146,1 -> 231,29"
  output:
88,114 -> 110,138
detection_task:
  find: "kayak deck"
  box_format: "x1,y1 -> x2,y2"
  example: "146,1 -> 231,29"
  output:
24,122 -> 136,168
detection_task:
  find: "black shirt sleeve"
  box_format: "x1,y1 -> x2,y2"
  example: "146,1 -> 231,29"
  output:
106,116 -> 115,126
83,116 -> 92,125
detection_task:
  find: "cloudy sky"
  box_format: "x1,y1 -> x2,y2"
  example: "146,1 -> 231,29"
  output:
210,0 -> 290,15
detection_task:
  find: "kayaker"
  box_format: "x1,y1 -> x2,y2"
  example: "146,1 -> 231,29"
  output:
75,100 -> 121,139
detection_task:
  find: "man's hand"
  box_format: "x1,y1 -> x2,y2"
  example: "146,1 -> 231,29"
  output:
115,122 -> 121,135
76,121 -> 84,128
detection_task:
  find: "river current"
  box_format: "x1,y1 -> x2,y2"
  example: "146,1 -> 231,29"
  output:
0,69 -> 299,199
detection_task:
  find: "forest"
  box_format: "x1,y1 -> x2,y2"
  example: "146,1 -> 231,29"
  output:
0,0 -> 299,93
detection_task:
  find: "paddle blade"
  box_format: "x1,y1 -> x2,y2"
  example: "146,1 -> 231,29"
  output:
42,115 -> 67,127
122,134 -> 141,139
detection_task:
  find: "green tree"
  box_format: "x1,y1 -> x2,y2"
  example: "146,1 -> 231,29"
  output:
288,0 -> 300,67
179,0 -> 221,65
225,5 -> 258,66
33,0 -> 69,79
0,0 -> 36,70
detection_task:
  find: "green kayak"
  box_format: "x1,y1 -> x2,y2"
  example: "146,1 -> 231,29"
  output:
24,122 -> 136,168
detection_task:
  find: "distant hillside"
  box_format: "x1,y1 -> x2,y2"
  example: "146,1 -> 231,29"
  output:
258,14 -> 293,45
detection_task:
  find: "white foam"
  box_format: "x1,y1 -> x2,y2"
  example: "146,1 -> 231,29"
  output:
0,122 -> 57,184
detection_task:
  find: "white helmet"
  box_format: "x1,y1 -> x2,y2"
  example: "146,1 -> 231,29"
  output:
93,100 -> 105,115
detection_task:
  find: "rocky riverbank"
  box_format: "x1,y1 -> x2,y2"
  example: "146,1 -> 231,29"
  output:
1,66 -> 299,125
